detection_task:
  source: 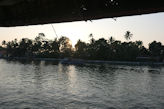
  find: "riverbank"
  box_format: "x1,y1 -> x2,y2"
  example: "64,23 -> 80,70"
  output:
1,57 -> 164,66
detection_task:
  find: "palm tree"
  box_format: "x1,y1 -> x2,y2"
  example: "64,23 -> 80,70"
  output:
124,31 -> 133,41
89,33 -> 95,44
109,36 -> 115,44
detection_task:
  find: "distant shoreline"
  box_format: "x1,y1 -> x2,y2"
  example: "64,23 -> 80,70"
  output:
1,57 -> 164,66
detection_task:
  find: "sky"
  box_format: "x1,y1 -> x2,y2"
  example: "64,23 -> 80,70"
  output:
0,12 -> 164,47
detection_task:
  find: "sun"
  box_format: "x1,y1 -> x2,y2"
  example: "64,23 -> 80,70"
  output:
69,37 -> 78,48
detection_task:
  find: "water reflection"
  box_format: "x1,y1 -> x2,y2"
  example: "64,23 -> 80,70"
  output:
0,59 -> 164,109
66,65 -> 78,94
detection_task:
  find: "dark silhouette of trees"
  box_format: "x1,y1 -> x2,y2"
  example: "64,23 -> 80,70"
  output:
74,40 -> 87,59
1,32 -> 164,62
58,36 -> 72,58
92,38 -> 110,60
149,41 -> 163,57
2,40 -> 6,47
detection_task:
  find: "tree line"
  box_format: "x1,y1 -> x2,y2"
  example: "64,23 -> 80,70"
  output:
0,31 -> 164,62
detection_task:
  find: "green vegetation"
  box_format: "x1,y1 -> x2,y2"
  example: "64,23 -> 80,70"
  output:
1,32 -> 164,62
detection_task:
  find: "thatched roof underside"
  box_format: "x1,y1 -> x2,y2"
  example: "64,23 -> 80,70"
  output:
0,0 -> 164,27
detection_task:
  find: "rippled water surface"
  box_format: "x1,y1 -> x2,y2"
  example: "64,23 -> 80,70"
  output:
0,59 -> 164,109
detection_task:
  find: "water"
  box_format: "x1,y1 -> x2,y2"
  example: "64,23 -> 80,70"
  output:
0,59 -> 164,109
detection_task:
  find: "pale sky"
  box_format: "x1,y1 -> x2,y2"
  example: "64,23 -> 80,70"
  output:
0,12 -> 164,47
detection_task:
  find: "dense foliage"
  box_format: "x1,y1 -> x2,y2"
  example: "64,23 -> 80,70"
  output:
1,32 -> 164,62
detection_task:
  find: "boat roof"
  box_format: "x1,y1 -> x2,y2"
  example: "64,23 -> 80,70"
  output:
0,0 -> 164,27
